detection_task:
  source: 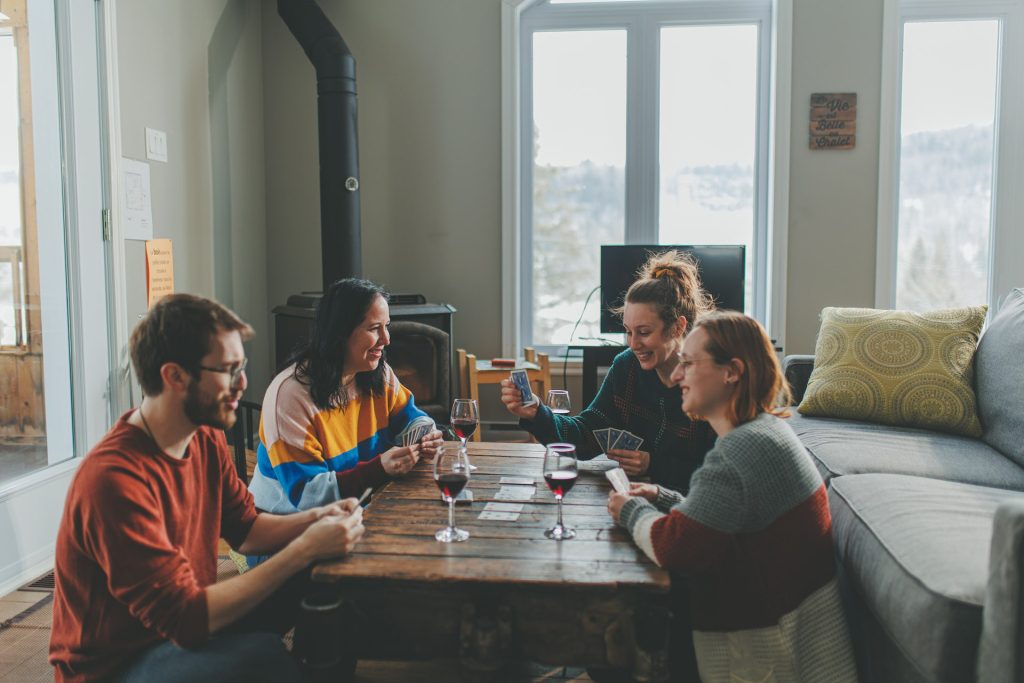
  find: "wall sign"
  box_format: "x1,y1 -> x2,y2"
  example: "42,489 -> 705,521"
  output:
810,93 -> 856,150
145,239 -> 174,307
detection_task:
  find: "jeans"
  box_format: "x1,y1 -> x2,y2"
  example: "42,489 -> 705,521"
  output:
107,569 -> 312,683
108,631 -> 300,683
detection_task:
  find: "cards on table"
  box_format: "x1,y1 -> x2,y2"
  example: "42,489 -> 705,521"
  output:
605,467 -> 630,493
478,502 -> 523,521
593,427 -> 644,453
494,485 -> 535,502
398,415 -> 436,447
509,369 -> 538,407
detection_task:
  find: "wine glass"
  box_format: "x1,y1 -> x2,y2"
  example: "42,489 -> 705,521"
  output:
542,443 -> 577,540
433,445 -> 471,543
450,398 -> 479,471
547,389 -> 571,415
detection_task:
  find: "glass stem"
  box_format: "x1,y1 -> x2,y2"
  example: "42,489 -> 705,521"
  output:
448,497 -> 456,531
556,495 -> 564,529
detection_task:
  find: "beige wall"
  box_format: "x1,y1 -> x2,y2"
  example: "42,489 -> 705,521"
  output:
261,0 -> 502,367
785,0 -> 883,354
116,0 -> 272,396
260,0 -> 887,367
116,0 -> 890,407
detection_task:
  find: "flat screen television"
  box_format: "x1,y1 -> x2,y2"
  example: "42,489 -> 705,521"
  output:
600,245 -> 746,334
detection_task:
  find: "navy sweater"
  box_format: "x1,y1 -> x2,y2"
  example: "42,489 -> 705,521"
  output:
521,350 -> 715,493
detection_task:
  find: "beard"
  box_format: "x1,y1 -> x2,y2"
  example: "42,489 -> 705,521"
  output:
183,380 -> 236,430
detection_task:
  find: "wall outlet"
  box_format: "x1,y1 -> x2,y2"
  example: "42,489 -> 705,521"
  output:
145,127 -> 167,163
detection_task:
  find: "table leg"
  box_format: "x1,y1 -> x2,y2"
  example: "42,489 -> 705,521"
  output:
294,588 -> 358,682
459,601 -> 512,681
631,602 -> 672,682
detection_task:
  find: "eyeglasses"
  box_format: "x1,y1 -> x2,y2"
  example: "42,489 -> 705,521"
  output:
675,356 -> 717,374
198,357 -> 248,387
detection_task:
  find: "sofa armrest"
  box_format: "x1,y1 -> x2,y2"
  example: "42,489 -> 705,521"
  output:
782,354 -> 815,405
978,500 -> 1024,683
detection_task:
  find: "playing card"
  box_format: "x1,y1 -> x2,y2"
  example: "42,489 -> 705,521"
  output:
593,428 -> 611,452
510,369 -> 538,406
615,431 -> 644,452
478,511 -> 519,521
398,416 -> 435,447
606,428 -> 625,451
494,485 -> 535,501
484,502 -> 523,513
500,476 -> 535,486
605,467 -> 630,493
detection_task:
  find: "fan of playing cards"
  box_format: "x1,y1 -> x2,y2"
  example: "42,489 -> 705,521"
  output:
396,415 -> 436,447
593,428 -> 644,453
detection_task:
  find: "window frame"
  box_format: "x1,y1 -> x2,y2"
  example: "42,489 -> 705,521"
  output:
875,0 -> 1024,310
501,0 -> 793,355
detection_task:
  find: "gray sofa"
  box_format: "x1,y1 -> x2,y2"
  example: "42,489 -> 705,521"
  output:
783,289 -> 1024,683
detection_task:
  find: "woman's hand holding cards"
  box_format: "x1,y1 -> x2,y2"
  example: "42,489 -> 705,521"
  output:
418,429 -> 444,461
499,378 -> 539,420
606,448 -> 650,477
381,444 -> 420,476
628,482 -> 659,502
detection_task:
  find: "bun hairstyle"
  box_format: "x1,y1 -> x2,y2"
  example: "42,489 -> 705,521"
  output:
615,250 -> 715,334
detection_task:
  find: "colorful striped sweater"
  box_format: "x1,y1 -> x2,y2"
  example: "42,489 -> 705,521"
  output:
248,362 -> 429,513
620,412 -> 857,683
521,349 -> 716,493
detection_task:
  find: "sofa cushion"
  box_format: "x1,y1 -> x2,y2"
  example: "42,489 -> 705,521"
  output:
975,288 -> 1024,467
798,305 -> 987,437
829,474 -> 1022,683
786,413 -> 1024,491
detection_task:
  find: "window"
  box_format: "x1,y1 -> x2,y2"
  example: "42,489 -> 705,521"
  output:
878,0 -> 1024,311
0,0 -> 111,488
515,0 -> 776,351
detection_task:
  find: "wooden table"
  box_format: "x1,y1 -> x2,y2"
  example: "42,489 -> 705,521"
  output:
310,442 -> 671,680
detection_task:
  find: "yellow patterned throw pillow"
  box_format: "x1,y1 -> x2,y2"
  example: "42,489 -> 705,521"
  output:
798,305 -> 987,436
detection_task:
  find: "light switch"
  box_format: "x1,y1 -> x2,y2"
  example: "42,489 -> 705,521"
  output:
145,127 -> 168,163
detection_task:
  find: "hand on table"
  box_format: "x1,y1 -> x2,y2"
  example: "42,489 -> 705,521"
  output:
381,444 -> 421,476
606,449 -> 650,477
499,379 -> 539,420
418,429 -> 444,461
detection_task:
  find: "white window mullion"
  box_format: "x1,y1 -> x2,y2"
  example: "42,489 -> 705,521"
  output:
628,15 -> 659,244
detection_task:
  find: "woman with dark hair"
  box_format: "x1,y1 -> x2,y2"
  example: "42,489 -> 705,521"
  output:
501,250 -> 717,493
608,312 -> 856,682
248,278 -> 443,517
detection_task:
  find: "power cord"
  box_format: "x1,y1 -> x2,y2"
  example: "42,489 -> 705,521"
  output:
563,285 -> 602,393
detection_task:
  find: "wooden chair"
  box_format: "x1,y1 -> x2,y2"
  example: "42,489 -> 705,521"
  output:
455,347 -> 551,441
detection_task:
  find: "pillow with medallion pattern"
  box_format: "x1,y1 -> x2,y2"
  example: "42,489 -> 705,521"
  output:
797,305 -> 987,437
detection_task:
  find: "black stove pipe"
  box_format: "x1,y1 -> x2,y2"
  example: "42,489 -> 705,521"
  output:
278,0 -> 362,287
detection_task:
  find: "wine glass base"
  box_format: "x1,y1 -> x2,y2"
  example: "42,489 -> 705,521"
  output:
435,526 -> 470,543
544,525 -> 576,541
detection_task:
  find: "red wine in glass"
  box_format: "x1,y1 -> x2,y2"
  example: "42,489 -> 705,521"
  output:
436,472 -> 469,499
451,418 -> 478,441
542,443 -> 577,540
544,470 -> 577,497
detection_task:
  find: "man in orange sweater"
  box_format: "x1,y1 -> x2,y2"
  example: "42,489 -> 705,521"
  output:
49,294 -> 365,683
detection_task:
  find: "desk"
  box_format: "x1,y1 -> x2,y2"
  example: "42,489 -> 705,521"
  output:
312,442 -> 670,677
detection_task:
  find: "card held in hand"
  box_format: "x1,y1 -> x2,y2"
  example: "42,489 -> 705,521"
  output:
510,369 -> 538,406
605,467 -> 630,493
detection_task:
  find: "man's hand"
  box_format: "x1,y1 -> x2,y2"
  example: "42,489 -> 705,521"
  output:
294,506 -> 364,563
500,378 -> 539,420
381,444 -> 420,476
316,497 -> 360,519
606,449 -> 651,477
418,429 -> 444,461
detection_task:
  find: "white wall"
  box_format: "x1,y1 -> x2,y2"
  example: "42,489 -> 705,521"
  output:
116,0 -> 272,397
261,0 -> 503,368
261,0 -> 887,362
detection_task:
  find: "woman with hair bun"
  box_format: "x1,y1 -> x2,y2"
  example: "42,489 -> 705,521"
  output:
501,249 -> 717,493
